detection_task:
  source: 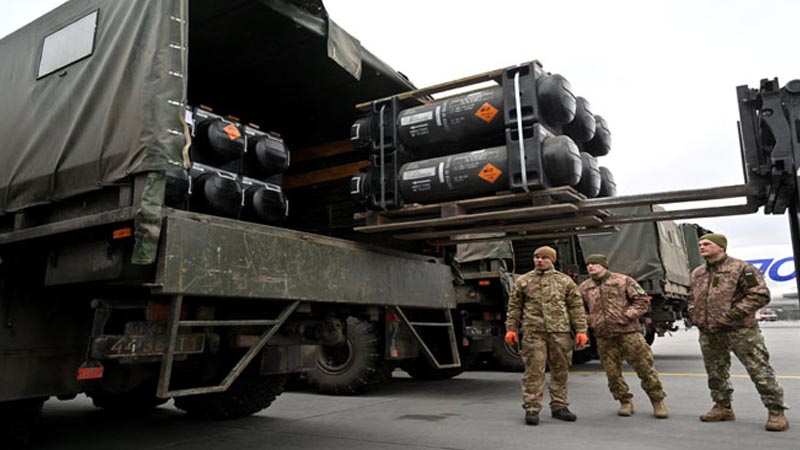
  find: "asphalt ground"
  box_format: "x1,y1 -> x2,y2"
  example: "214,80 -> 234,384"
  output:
34,322 -> 799,449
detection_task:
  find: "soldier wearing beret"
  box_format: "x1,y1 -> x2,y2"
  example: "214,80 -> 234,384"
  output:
577,254 -> 668,419
689,233 -> 789,431
505,246 -> 588,425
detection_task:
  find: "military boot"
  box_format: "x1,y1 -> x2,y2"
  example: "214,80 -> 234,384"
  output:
699,403 -> 735,422
525,411 -> 540,426
652,400 -> 669,419
551,407 -> 577,422
617,401 -> 634,417
765,410 -> 789,432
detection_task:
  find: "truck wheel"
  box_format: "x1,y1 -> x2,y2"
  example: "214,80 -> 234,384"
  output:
0,397 -> 46,448
644,327 -> 656,346
491,328 -> 525,372
571,346 -> 597,365
571,331 -> 597,365
174,375 -> 286,419
89,382 -> 168,414
401,352 -> 476,380
308,317 -> 389,395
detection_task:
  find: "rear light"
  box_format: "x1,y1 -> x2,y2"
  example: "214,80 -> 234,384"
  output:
385,309 -> 401,323
112,227 -> 133,239
482,311 -> 498,321
147,302 -> 187,321
478,280 -> 491,286
77,361 -> 104,380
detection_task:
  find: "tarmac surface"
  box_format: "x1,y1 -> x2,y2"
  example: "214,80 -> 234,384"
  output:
35,322 -> 799,450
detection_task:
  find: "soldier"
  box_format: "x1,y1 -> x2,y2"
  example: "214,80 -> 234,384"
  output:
689,233 -> 789,431
577,254 -> 669,418
505,246 -> 588,425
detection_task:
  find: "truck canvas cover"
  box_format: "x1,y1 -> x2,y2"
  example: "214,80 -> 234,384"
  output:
680,223 -> 704,271
0,0 -> 185,213
578,205 -> 693,299
0,0 -> 415,262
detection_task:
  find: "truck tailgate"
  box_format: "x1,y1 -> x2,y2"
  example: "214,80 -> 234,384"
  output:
154,210 -> 455,308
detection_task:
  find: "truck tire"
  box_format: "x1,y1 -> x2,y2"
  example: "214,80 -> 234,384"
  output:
401,352 -> 476,380
644,327 -> 656,346
571,346 -> 597,365
401,309 -> 477,380
491,327 -> 525,372
0,397 -> 46,448
174,375 -> 286,419
571,331 -> 597,365
89,381 -> 168,414
308,317 -> 389,395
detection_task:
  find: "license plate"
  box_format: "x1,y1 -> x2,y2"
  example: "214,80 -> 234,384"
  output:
93,333 -> 205,359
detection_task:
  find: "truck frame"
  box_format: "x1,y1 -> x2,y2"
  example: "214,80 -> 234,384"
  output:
0,0 -> 463,444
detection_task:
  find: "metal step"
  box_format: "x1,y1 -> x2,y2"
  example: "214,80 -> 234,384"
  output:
394,307 -> 460,369
156,295 -> 299,398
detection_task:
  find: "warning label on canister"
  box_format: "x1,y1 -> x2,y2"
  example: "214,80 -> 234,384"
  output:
403,166 -> 437,181
223,123 -> 241,141
475,103 -> 499,123
400,111 -> 434,127
478,163 -> 502,183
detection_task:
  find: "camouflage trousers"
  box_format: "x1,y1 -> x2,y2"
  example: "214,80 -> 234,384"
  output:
520,331 -> 573,413
596,332 -> 666,402
699,327 -> 786,410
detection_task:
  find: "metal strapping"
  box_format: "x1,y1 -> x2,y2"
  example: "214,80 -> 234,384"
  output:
379,104 -> 387,211
514,71 -> 529,192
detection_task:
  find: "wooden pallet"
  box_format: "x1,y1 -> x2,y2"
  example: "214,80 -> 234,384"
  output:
353,186 -> 614,244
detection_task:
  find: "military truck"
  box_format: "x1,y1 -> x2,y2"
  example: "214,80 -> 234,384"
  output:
458,208 -> 707,371
0,0 -> 464,445
577,206 -> 706,342
4,2 -> 800,447
0,0 -> 620,418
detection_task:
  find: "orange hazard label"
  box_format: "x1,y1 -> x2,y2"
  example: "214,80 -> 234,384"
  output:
223,123 -> 241,141
475,102 -> 500,123
479,163 -> 502,183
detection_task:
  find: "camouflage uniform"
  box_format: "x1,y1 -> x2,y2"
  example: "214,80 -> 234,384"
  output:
506,267 -> 587,413
578,272 -> 666,402
689,255 -> 786,411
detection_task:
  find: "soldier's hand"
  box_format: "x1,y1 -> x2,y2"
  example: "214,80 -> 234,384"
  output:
575,332 -> 589,348
727,307 -> 746,321
505,331 -> 519,345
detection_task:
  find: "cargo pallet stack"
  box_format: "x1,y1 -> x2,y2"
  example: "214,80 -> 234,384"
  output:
165,106 -> 290,225
348,61 -> 619,244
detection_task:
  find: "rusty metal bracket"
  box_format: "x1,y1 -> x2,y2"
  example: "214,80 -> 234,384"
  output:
393,306 -> 460,370
156,296 -> 299,398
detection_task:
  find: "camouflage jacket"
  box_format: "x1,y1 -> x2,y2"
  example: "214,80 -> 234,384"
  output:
688,255 -> 770,332
505,267 -> 587,334
578,272 -> 650,338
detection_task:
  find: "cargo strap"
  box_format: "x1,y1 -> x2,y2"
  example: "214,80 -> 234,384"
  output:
513,71 -> 529,193
156,295 -> 299,398
394,306 -> 461,369
378,104 -> 387,210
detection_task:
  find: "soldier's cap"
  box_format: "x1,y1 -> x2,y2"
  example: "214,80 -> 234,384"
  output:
585,254 -> 608,268
533,246 -> 557,262
700,233 -> 727,250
